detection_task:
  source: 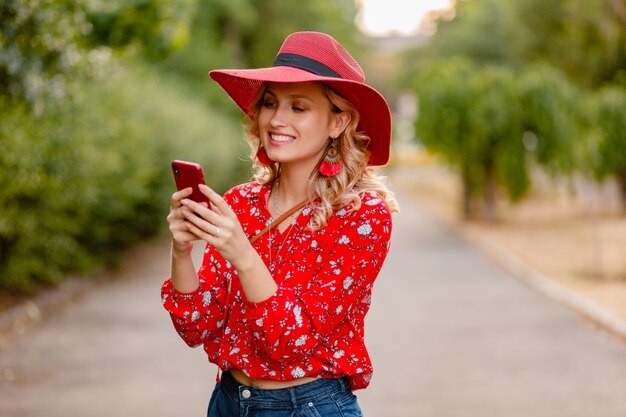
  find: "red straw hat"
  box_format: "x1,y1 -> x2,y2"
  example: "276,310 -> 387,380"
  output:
209,31 -> 392,166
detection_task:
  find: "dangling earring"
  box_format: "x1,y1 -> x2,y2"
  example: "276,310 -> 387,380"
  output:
256,146 -> 275,165
319,138 -> 343,177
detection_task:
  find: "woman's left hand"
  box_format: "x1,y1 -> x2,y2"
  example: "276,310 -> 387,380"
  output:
180,184 -> 254,268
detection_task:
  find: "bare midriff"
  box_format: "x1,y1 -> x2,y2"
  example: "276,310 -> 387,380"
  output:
230,369 -> 318,390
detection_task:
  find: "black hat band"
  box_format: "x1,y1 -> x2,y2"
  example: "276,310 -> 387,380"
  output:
273,53 -> 342,79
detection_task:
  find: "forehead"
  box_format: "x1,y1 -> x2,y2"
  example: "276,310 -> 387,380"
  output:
264,82 -> 326,99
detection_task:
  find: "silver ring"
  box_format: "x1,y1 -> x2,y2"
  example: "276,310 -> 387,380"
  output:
214,226 -> 220,236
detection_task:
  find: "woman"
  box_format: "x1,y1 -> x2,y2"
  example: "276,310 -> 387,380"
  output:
162,31 -> 398,416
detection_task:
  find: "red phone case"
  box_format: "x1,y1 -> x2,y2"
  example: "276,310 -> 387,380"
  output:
171,160 -> 209,204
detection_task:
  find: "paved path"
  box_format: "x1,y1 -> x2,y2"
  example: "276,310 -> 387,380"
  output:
1,182 -> 626,417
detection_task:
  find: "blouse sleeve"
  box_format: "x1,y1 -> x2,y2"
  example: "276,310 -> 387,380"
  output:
247,198 -> 392,362
161,247 -> 234,348
160,186 -> 244,348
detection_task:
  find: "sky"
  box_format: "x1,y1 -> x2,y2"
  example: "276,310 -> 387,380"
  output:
356,0 -> 454,36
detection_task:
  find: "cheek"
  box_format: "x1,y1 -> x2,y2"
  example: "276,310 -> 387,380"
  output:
257,110 -> 270,127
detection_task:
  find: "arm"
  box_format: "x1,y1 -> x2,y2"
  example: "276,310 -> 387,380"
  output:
180,184 -> 278,303
167,187 -> 201,293
161,186 -> 233,347
161,245 -> 232,348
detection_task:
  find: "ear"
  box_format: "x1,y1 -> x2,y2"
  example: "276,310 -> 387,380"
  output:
330,112 -> 351,139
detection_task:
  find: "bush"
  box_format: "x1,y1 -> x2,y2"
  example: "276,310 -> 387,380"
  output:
0,62 -> 248,292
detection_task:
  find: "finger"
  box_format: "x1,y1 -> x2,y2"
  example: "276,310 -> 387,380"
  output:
171,188 -> 193,208
199,184 -> 233,216
209,201 -> 223,216
170,217 -> 202,242
185,218 -> 219,245
168,205 -> 193,223
181,198 -> 224,227
181,208 -> 224,239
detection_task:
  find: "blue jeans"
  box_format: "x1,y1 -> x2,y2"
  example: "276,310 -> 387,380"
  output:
207,371 -> 363,417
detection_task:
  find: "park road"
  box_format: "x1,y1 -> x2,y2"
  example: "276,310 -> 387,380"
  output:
1,177 -> 626,417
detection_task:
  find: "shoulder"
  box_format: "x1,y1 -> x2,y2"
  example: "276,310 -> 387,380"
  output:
338,191 -> 391,222
326,191 -> 392,242
358,191 -> 391,216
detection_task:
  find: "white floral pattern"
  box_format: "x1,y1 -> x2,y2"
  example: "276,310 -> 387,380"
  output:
161,182 -> 392,390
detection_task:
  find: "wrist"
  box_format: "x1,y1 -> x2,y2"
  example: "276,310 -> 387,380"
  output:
171,240 -> 193,257
233,245 -> 259,274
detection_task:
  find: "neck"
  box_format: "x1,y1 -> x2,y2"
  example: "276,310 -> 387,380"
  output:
275,164 -> 313,207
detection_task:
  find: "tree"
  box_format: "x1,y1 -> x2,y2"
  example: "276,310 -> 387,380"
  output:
515,0 -> 626,88
414,59 -> 521,220
0,0 -> 197,114
414,59 -> 580,221
517,65 -> 581,176
0,0 -> 91,114
85,0 -> 196,58
161,0 -> 361,110
589,85 -> 626,210
403,0 -> 522,74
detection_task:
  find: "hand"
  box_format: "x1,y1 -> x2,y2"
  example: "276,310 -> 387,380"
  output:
180,184 -> 255,268
166,187 -> 206,255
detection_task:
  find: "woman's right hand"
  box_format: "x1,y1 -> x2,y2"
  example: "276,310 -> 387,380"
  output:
168,187 -> 208,293
167,187 -> 200,255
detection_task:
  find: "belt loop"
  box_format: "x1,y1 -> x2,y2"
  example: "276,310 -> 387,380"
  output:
339,377 -> 348,392
289,387 -> 298,410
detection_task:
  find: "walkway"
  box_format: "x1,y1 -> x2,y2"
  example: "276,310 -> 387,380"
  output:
1,179 -> 625,416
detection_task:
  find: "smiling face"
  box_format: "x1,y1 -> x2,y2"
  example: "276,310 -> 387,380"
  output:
257,82 -> 348,176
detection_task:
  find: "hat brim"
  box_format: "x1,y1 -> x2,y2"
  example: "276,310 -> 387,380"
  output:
209,66 -> 391,166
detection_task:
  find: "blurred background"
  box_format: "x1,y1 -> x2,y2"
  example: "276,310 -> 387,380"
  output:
2,1 -> 626,416
1,0 -> 625,357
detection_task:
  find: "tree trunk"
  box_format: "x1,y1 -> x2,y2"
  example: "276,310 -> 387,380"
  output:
618,168 -> 626,214
484,162 -> 497,223
461,166 -> 473,220
610,0 -> 626,23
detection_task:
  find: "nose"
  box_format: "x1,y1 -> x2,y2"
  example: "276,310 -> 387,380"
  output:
269,106 -> 288,128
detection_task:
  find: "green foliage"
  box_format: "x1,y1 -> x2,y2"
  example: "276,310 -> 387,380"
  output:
0,0 -> 91,113
241,0 -> 359,69
163,0 -> 360,81
417,0 -> 626,89
0,0 -> 363,293
85,0 -> 196,58
0,0 -> 197,113
0,65 -> 246,292
589,85 -> 626,181
517,65 -> 581,175
414,59 -> 580,218
405,0 -> 626,217
415,60 -> 526,199
515,0 -> 626,88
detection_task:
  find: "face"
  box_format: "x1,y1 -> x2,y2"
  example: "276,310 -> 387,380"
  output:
257,82 -> 348,174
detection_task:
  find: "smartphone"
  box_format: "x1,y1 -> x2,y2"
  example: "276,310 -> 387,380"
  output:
171,160 -> 210,204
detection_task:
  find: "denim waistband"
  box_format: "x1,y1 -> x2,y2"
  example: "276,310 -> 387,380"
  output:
220,370 -> 351,405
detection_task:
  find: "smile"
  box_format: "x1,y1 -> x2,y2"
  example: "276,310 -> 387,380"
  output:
269,133 -> 295,144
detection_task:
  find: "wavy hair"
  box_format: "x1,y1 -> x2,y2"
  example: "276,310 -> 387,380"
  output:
244,82 -> 398,230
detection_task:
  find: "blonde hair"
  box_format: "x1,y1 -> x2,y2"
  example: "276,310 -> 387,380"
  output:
245,82 -> 399,230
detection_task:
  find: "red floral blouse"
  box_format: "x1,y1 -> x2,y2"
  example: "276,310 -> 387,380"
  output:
161,181 -> 392,390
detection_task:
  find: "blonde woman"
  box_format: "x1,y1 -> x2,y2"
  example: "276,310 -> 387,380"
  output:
163,31 -> 398,416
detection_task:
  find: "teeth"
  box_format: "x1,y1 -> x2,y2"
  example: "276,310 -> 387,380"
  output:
271,134 -> 294,142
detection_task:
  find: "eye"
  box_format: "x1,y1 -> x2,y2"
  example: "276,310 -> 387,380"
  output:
262,96 -> 277,108
292,105 -> 304,113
